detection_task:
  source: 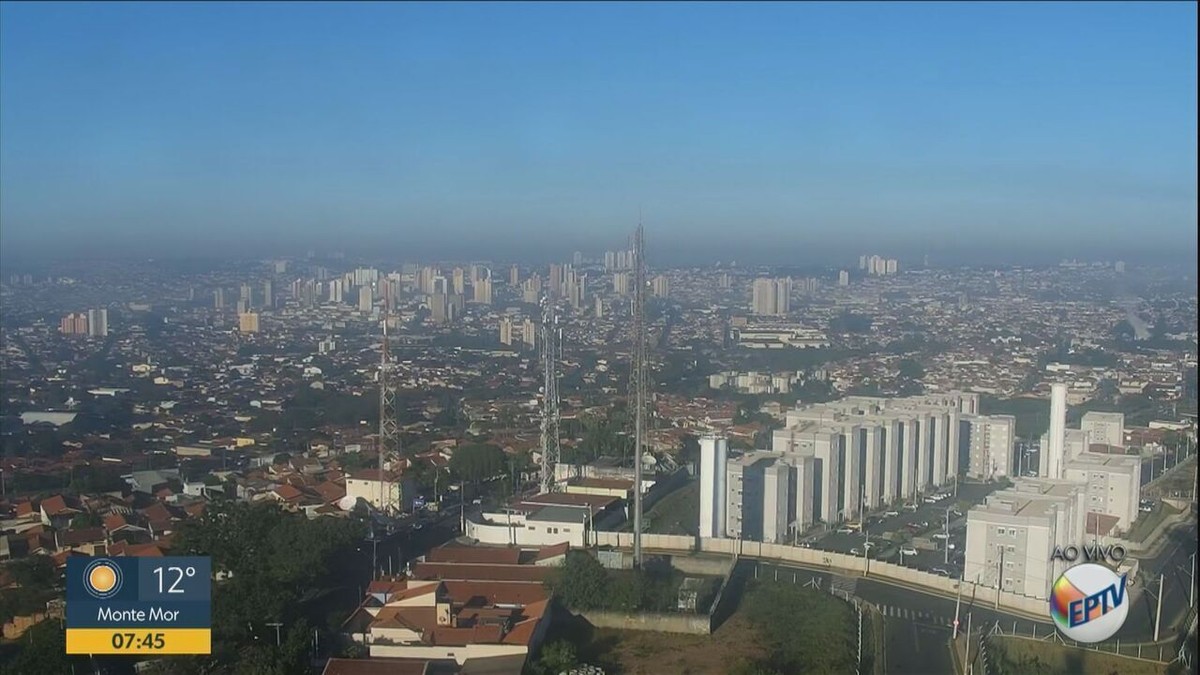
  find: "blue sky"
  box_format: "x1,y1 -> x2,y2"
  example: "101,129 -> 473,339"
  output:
1,2 -> 1196,264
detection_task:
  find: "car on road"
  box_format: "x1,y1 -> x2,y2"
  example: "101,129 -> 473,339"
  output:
836,526 -> 856,534
1140,504 -> 1154,513
931,567 -> 950,576
884,510 -> 900,517
932,532 -> 949,540
472,498 -> 483,505
902,503 -> 919,512
900,546 -> 918,556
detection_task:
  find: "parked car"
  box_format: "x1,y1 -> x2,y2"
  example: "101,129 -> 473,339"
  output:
884,510 -> 900,517
932,532 -> 950,540
836,527 -> 855,534
931,567 -> 950,577
850,547 -> 861,555
902,503 -> 919,512
1140,505 -> 1154,513
900,547 -> 918,556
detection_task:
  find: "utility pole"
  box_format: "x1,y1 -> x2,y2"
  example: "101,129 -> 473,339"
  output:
944,506 -> 951,566
996,544 -> 1005,609
631,223 -> 647,569
964,612 -> 973,673
1188,553 -> 1196,609
1154,573 -> 1164,642
953,573 -> 963,637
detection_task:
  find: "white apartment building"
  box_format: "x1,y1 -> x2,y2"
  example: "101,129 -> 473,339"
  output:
963,414 -> 1015,480
1062,453 -> 1141,532
964,478 -> 1086,600
1081,411 -> 1126,449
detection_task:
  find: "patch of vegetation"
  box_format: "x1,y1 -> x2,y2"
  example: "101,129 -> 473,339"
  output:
735,580 -> 860,674
547,551 -> 686,613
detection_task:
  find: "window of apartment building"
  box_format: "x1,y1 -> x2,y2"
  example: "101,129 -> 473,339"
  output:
527,526 -> 535,530
1004,578 -> 1013,587
1006,561 -> 1014,569
997,526 -> 1005,536
1006,545 -> 1015,553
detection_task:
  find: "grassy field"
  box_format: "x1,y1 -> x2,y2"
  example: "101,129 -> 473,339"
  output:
990,636 -> 1173,675
644,479 -> 700,536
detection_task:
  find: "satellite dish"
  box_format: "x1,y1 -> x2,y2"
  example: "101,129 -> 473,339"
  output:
338,496 -> 358,511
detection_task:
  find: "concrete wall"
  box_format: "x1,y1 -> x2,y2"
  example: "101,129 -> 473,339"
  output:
579,609 -> 711,635
594,532 -> 1049,618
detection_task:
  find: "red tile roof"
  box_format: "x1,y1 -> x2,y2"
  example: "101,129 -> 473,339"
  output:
426,545 -> 521,566
410,563 -> 551,583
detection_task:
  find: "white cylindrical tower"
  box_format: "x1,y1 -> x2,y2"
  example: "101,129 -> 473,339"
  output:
1047,383 -> 1068,479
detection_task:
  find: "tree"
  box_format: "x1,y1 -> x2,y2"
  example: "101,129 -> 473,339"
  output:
530,641 -> 578,675
449,444 -> 506,483
546,551 -> 612,611
0,621 -> 73,675
69,511 -> 103,529
897,358 -> 925,381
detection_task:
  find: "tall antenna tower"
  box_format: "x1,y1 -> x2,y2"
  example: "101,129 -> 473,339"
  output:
378,285 -> 401,514
539,297 -> 561,494
631,223 -> 648,568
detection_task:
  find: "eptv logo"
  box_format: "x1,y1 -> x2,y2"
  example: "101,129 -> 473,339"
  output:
1049,563 -> 1129,643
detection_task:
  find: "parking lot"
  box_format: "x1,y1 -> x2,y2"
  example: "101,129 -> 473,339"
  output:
802,479 -> 1005,578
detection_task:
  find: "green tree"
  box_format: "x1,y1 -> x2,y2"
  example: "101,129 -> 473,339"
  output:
68,511 -> 103,529
530,641 -> 578,675
0,621 -> 73,675
546,551 -> 612,611
449,444 -> 506,483
897,358 -> 925,381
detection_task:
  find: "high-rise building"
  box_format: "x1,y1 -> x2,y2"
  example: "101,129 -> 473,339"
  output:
548,264 -> 563,298
236,299 -> 249,314
838,270 -> 850,286
238,312 -> 260,333
522,318 -> 536,349
430,293 -> 448,324
214,288 -> 225,309
358,285 -> 373,313
612,272 -> 630,296
594,296 -> 604,318
964,414 -> 1015,480
885,259 -> 898,275
604,251 -> 616,271
452,268 -> 466,295
329,279 -> 343,303
522,275 -> 542,304
572,251 -> 583,266
751,278 -> 775,316
718,273 -> 731,289
87,309 -> 108,337
499,316 -> 514,346
509,265 -> 520,286
262,280 -> 273,309
698,436 -> 729,539
240,284 -> 253,308
418,266 -> 436,295
473,274 -> 493,304
60,312 -> 89,335
1114,260 -> 1126,273
652,275 -> 669,299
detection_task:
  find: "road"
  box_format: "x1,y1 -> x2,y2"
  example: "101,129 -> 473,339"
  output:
751,515 -> 1197,674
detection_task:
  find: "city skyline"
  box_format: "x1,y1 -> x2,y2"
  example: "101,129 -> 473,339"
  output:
1,3 -> 1196,264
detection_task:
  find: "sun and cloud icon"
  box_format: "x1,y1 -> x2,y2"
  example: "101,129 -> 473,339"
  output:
83,559 -> 122,599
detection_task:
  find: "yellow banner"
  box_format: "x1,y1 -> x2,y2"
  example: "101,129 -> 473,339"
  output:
66,628 -> 211,655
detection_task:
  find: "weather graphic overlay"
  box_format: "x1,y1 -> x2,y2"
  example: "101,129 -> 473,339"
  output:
1049,562 -> 1130,643
66,557 -> 212,655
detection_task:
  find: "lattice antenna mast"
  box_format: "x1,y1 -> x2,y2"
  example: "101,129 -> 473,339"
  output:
379,285 -> 401,515
632,222 -> 647,568
539,296 -> 561,494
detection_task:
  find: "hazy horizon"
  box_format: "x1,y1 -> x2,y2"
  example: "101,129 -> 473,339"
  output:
2,2 -> 1197,265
